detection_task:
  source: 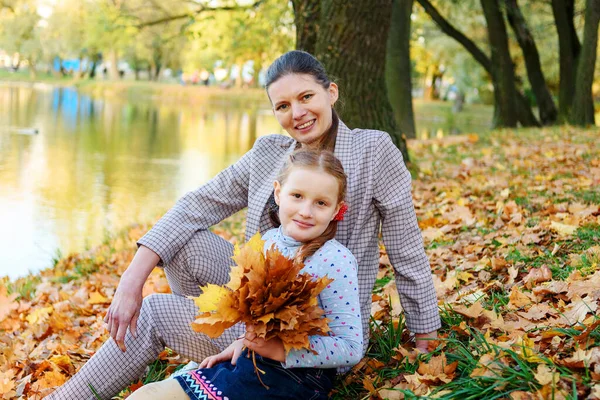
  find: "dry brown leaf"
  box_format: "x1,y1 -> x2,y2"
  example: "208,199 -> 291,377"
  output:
416,353 -> 458,385
508,286 -> 532,309
452,300 -> 484,319
533,364 -> 559,386
559,296 -> 598,325
523,266 -> 552,289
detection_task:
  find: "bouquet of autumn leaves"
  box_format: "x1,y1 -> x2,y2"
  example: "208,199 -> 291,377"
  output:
190,233 -> 333,357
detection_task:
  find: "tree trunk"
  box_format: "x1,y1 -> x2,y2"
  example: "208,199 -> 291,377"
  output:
570,0 -> 600,126
234,62 -> 243,87
551,0 -> 581,121
11,56 -> 21,71
108,49 -> 120,80
28,59 -> 37,80
291,0 -> 320,53
252,57 -> 262,88
315,0 -> 409,161
386,0 -> 416,139
505,0 -> 557,125
416,0 -> 539,127
480,0 -> 518,127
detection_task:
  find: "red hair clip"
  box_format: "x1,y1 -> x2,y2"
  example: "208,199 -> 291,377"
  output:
333,204 -> 348,221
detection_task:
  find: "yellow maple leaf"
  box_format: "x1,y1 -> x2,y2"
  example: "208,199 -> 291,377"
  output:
550,221 -> 578,236
26,306 -> 54,324
87,291 -> 109,305
192,284 -> 231,312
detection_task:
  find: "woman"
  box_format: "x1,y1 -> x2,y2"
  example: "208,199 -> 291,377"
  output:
46,51 -> 440,400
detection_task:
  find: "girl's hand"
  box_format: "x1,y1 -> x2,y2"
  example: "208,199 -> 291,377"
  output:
199,339 -> 245,368
415,330 -> 437,353
243,325 -> 285,362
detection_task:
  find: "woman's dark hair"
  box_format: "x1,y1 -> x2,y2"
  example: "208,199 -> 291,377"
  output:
265,51 -> 339,151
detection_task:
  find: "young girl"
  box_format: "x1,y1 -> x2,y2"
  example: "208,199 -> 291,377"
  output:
128,149 -> 363,400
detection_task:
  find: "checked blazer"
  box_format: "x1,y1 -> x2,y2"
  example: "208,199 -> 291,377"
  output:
138,120 -> 441,337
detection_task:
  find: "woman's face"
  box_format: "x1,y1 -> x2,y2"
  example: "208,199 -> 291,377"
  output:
267,74 -> 339,148
274,167 -> 342,243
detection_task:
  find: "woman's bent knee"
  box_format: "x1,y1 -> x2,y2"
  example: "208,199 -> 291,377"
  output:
165,230 -> 235,296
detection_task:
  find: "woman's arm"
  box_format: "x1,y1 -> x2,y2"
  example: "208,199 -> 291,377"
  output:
283,244 -> 363,369
105,143 -> 259,349
372,133 -> 441,336
137,145 -> 255,266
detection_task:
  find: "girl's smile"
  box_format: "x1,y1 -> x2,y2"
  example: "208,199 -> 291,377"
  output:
274,167 -> 342,243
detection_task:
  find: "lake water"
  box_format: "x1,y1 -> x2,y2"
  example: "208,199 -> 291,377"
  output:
0,83 -> 493,279
0,84 -> 283,279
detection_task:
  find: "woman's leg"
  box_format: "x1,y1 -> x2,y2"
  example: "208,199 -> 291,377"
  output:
127,379 -> 190,400
45,231 -> 243,400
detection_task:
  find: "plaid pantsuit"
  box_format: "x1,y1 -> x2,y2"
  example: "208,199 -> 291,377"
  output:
47,121 -> 441,399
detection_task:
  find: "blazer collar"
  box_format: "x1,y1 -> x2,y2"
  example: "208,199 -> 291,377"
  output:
333,119 -> 354,173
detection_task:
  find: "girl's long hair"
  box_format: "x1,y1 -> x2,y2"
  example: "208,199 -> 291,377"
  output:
265,50 -> 340,152
270,149 -> 347,264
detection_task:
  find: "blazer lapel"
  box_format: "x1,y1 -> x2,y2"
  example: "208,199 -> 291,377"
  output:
333,120 -> 355,245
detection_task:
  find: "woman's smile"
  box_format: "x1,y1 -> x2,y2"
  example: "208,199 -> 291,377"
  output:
295,119 -> 316,131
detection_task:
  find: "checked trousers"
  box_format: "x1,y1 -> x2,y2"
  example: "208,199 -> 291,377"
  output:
45,230 -> 245,400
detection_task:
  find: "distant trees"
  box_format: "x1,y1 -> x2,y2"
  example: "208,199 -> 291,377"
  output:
417,0 -> 600,127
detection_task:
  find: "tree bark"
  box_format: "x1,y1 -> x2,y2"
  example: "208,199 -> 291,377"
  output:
386,0 -> 416,139
416,0 -> 539,127
551,0 -> 582,121
291,0 -> 320,54
505,0 -> 557,125
480,0 -> 518,128
314,0 -> 409,161
570,0 -> 600,126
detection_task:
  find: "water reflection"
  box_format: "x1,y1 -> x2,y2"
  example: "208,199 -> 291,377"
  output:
0,85 -> 283,278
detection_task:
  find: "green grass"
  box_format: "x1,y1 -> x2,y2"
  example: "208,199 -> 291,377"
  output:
503,224 -> 600,281
0,68 -> 75,84
2,274 -> 41,300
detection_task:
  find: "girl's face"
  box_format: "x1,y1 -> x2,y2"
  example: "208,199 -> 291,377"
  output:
267,74 -> 339,149
274,167 -> 342,243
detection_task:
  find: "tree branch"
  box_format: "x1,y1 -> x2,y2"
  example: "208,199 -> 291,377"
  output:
416,0 -> 492,74
138,0 -> 266,28
0,1 -> 15,13
416,0 -> 540,127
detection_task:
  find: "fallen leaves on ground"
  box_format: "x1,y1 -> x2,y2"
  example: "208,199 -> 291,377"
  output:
1,127 -> 599,399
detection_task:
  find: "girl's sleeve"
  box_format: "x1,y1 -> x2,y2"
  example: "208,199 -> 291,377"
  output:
372,133 -> 441,334
283,244 -> 363,369
137,146 -> 253,266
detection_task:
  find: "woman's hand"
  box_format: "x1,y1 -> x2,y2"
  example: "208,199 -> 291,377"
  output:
415,330 -> 437,353
199,339 -> 245,368
243,325 -> 286,362
104,246 -> 159,352
104,283 -> 143,352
